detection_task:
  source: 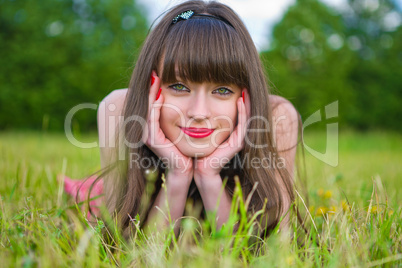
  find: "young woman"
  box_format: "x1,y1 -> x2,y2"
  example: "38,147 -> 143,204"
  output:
62,0 -> 300,239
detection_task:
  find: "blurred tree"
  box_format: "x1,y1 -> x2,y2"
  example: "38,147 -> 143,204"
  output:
261,0 -> 401,131
343,0 -> 402,130
0,0 -> 148,131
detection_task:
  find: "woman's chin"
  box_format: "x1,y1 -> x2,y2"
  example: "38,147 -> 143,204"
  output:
177,144 -> 217,158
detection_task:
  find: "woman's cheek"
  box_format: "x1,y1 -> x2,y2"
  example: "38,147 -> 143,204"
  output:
159,106 -> 179,139
211,116 -> 233,144
218,104 -> 237,129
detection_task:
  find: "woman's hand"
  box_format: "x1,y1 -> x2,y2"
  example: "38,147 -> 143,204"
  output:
193,89 -> 251,185
142,71 -> 194,181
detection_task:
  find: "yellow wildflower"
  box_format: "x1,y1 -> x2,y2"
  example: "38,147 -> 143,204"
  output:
328,206 -> 337,214
316,206 -> 327,216
324,190 -> 332,199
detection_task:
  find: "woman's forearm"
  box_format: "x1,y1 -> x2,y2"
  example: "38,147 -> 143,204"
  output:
196,175 -> 232,230
145,171 -> 192,235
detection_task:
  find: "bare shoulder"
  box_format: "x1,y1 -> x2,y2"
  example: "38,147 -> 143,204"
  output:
97,88 -> 129,156
269,95 -> 299,131
269,95 -> 299,122
269,95 -> 299,150
106,88 -> 129,99
101,88 -> 128,109
98,88 -> 128,117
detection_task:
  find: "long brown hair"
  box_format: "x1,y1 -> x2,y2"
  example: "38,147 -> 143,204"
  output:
93,0 -> 300,239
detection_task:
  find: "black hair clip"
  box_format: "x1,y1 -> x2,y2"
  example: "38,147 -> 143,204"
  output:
172,10 -> 195,24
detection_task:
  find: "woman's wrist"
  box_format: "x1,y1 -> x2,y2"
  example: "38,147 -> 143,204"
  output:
166,168 -> 193,186
193,173 -> 223,191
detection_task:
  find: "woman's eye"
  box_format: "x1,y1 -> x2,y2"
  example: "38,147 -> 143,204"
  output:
213,87 -> 233,96
169,83 -> 188,92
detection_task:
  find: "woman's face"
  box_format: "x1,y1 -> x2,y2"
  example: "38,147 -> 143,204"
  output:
159,77 -> 242,158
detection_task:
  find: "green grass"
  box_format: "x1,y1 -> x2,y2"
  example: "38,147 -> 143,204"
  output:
0,130 -> 401,267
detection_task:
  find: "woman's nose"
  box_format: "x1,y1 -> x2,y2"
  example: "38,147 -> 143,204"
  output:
186,94 -> 211,120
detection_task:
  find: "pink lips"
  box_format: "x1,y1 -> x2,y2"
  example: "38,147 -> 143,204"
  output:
181,127 -> 214,138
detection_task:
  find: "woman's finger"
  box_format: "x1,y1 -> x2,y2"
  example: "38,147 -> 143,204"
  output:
243,88 -> 251,119
236,92 -> 247,149
148,91 -> 165,147
142,71 -> 160,144
147,70 -> 161,116
226,89 -> 248,150
239,89 -> 249,140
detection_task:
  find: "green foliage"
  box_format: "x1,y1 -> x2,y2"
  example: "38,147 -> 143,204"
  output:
1,0 -> 400,132
261,0 -> 402,131
0,0 -> 148,131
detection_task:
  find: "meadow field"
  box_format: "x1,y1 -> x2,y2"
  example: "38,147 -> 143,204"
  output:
0,130 -> 401,267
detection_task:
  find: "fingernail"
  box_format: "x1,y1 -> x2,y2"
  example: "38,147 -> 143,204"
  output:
156,88 -> 162,100
242,92 -> 245,103
151,75 -> 155,85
